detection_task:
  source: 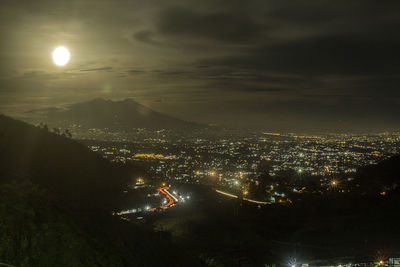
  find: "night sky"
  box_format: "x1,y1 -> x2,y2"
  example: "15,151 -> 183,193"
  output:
1,0 -> 400,131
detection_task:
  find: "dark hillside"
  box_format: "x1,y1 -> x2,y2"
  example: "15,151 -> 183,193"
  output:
356,154 -> 400,193
0,114 -> 131,208
0,115 -> 200,266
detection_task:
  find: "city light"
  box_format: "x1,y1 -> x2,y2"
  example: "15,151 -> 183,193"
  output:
90,132 -> 397,191
288,258 -> 297,267
134,153 -> 175,160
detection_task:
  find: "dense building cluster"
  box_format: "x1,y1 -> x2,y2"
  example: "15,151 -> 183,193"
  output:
84,130 -> 400,198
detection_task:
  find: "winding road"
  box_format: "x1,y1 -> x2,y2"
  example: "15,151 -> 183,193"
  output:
158,186 -> 178,208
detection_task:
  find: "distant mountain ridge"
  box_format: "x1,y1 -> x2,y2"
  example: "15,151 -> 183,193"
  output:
30,98 -> 202,131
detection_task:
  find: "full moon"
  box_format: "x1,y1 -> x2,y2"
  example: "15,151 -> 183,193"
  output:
52,46 -> 70,66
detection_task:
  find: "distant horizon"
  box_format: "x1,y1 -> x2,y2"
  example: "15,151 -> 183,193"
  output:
1,97 -> 398,134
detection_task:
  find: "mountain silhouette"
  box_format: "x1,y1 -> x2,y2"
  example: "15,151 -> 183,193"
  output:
33,98 -> 202,130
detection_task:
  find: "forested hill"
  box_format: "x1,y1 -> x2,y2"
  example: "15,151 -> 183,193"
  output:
0,114 -> 131,208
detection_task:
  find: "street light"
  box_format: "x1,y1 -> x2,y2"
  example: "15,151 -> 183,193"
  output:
288,258 -> 297,267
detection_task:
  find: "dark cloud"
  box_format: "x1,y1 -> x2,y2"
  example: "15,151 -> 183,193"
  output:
156,6 -> 265,43
133,31 -> 162,46
158,70 -> 194,76
198,34 -> 400,76
126,69 -> 146,75
80,67 -> 113,72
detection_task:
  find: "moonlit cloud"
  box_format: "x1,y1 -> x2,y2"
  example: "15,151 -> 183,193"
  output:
1,0 -> 400,131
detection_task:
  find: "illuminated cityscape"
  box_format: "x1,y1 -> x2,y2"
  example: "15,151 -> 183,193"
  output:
2,0 -> 400,265
80,130 -> 400,204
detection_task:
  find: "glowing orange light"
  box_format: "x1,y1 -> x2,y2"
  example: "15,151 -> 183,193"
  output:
158,187 -> 176,208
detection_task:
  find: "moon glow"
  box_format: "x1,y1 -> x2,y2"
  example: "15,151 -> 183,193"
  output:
52,46 -> 70,66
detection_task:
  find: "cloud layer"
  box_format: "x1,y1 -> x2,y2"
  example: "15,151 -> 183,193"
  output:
1,0 -> 400,131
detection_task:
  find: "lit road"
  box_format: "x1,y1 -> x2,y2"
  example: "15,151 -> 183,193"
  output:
215,189 -> 271,205
115,186 -> 179,216
158,186 -> 178,209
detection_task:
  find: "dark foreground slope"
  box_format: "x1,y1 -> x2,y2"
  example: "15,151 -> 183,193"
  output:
0,114 -> 130,208
0,115 -> 200,266
356,154 -> 400,193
